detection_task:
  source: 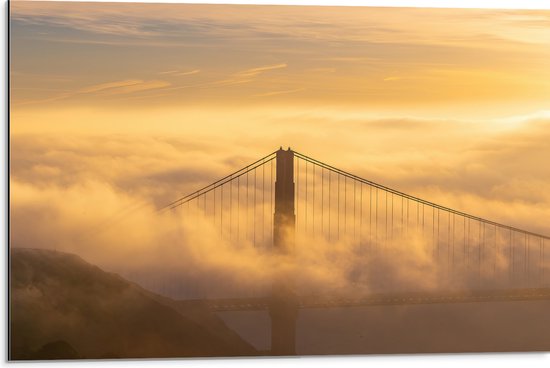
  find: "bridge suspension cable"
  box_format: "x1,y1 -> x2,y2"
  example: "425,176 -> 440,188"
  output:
292,149 -> 549,292
155,147 -> 549,299
292,150 -> 550,240
158,150 -> 278,212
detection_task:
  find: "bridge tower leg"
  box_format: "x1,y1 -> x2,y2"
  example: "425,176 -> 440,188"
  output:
269,147 -> 298,356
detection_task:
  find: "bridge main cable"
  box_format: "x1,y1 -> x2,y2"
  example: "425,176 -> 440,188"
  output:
293,150 -> 550,241
158,150 -> 278,212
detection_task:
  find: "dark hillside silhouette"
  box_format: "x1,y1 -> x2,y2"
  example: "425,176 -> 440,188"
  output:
10,248 -> 257,360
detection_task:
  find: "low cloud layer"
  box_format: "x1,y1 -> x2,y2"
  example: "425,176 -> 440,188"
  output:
9,110 -> 550,299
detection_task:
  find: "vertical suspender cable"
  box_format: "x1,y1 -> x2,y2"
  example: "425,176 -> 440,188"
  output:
328,170 -> 331,241
353,180 -> 356,242
452,213 -> 455,274
344,177 -> 348,237
221,185 -> 223,238
237,176 -> 240,243
385,191 -> 388,248
305,161 -> 308,234
432,207 -> 436,257
437,209 -> 440,258
525,234 -> 530,287
510,229 -> 514,282
313,164 -> 316,236
229,179 -> 232,241
271,160 -> 274,246
321,167 -> 324,236
401,196 -> 405,237
417,202 -> 419,229
296,158 -> 299,234
254,169 -> 257,247
464,216 -> 467,269
448,211 -> 451,275
543,238 -> 546,285
407,200 -> 410,237
360,183 -> 363,249
375,188 -> 378,248
369,186 -> 372,248
478,221 -> 482,285
246,171 -> 249,244
494,225 -> 497,278
338,175 -> 340,241
540,237 -> 544,286
262,163 -> 265,247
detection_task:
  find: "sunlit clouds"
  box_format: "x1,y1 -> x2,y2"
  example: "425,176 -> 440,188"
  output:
9,2 -> 550,297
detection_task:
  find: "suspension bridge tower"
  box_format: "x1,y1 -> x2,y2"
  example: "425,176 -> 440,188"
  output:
270,147 -> 298,355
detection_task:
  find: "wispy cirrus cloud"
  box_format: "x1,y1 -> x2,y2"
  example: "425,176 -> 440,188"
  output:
253,87 -> 305,98
159,69 -> 201,77
14,63 -> 285,106
16,79 -> 171,106
101,80 -> 171,95
160,63 -> 289,91
235,63 -> 288,78
205,63 -> 288,87
79,80 -> 145,94
90,63 -> 289,102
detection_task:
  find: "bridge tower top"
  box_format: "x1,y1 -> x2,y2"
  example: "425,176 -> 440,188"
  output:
273,147 -> 295,253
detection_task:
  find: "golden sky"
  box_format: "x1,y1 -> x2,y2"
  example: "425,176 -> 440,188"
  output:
9,1 -> 550,294
10,2 -> 550,116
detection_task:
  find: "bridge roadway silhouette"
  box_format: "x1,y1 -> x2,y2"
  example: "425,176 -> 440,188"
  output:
161,147 -> 550,355
178,287 -> 550,311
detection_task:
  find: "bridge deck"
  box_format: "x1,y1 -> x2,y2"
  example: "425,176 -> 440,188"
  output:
176,288 -> 550,312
